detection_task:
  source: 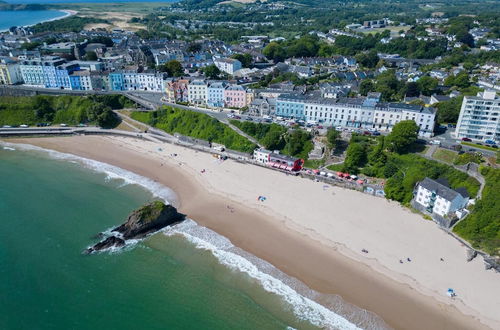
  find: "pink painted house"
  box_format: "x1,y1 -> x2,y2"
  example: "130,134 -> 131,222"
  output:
224,85 -> 246,108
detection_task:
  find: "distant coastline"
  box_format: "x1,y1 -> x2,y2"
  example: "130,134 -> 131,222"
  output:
0,9 -> 76,32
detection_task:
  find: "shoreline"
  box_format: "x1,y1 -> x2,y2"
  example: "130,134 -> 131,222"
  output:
0,9 -> 77,33
4,135 -> 500,330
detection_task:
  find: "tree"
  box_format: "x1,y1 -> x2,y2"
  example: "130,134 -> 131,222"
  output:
405,82 -> 420,97
231,53 -> 253,68
453,71 -> 471,89
342,143 -> 366,174
159,60 -> 184,77
88,36 -> 114,47
261,130 -> 286,150
456,31 -> 474,48
386,120 -> 419,154
375,70 -> 403,101
435,96 -> 464,123
202,64 -> 221,79
416,76 -> 438,96
97,108 -> 119,128
85,51 -> 98,61
263,42 -> 286,63
326,128 -> 341,149
359,79 -> 375,96
368,136 -> 387,168
33,96 -> 54,121
284,129 -> 311,157
186,42 -> 202,53
355,50 -> 379,69
444,71 -> 470,89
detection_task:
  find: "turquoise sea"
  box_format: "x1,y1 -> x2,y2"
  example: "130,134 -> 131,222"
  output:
0,143 -> 379,330
0,10 -> 67,31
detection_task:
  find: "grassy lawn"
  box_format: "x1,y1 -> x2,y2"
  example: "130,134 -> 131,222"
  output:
462,141 -> 498,152
326,163 -> 344,171
432,148 -> 458,164
303,158 -> 326,169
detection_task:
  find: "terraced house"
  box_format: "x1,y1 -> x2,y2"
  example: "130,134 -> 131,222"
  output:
276,93 -> 436,137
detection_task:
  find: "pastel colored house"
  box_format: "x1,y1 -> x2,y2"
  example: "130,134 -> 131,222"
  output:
188,79 -> 208,105
224,84 -> 246,108
207,81 -> 227,108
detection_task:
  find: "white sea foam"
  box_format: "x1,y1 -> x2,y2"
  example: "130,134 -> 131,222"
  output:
164,219 -> 363,330
2,146 -> 16,151
0,142 -> 177,205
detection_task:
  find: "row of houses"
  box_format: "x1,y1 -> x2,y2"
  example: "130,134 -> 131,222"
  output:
164,79 -> 251,108
275,92 -> 437,137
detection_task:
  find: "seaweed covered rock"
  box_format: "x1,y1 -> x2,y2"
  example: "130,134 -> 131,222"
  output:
84,201 -> 185,254
113,201 -> 185,239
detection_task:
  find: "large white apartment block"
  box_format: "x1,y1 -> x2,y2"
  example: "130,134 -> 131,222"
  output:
455,90 -> 499,143
214,58 -> 242,75
19,60 -> 46,87
188,80 -> 208,105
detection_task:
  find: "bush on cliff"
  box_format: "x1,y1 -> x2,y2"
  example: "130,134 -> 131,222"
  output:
0,95 -> 124,128
453,167 -> 500,256
131,107 -> 257,153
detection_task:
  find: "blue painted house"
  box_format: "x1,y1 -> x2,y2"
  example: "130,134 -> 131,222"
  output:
108,72 -> 124,91
276,94 -> 306,120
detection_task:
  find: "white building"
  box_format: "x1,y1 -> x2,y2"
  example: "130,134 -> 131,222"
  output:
455,90 -> 500,143
413,178 -> 469,225
0,58 -> 22,85
300,95 -> 436,137
214,58 -> 242,75
253,148 -> 271,164
122,71 -> 165,92
188,80 -> 208,105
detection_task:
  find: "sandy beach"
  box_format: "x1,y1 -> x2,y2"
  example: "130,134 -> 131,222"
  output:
5,135 -> 500,330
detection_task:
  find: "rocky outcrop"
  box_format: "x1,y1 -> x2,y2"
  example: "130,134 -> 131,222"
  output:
85,236 -> 125,254
466,249 -> 477,262
84,201 -> 185,254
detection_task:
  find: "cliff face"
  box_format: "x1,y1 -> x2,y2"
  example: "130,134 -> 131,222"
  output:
84,201 -> 185,254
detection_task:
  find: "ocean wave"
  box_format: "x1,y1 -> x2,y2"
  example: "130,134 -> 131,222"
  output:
164,220 -> 387,330
0,142 -> 177,205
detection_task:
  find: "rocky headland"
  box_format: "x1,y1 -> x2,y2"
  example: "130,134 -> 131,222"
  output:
85,201 -> 185,254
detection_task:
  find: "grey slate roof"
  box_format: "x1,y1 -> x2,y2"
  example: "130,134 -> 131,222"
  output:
418,177 -> 467,202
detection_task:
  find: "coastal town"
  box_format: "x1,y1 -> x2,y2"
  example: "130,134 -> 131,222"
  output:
1,0 -> 500,329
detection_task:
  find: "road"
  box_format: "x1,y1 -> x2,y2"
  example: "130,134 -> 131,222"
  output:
432,127 -> 497,158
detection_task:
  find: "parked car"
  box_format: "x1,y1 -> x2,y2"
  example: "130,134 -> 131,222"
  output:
372,131 -> 381,136
461,137 -> 472,142
20,124 -> 29,128
363,131 -> 371,136
2,125 -> 12,128
484,139 -> 496,145
430,140 -> 441,145
233,115 -> 241,120
60,123 -> 68,127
